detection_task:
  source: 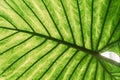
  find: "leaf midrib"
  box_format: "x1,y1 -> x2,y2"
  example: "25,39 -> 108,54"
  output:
0,26 -> 94,54
0,26 -> 119,67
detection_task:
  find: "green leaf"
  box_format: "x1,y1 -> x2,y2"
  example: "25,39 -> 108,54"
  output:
0,0 -> 120,80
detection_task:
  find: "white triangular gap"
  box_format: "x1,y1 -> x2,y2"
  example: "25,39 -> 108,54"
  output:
101,51 -> 120,63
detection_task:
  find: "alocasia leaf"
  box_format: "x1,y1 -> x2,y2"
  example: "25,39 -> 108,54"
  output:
0,0 -> 120,80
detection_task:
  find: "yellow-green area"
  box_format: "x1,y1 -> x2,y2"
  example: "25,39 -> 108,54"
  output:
0,0 -> 120,80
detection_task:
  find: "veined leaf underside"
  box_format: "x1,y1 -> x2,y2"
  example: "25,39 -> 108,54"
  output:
0,0 -> 120,80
